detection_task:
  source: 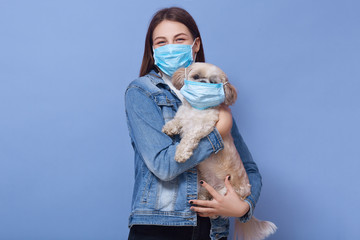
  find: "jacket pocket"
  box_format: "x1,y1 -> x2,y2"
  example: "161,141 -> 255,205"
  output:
155,178 -> 178,211
154,95 -> 177,123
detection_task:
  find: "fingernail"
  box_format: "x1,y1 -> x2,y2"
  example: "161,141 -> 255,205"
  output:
200,180 -> 204,185
190,201 -> 193,204
227,175 -> 231,180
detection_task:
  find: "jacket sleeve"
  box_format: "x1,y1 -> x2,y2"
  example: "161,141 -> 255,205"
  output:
125,85 -> 224,181
230,119 -> 263,222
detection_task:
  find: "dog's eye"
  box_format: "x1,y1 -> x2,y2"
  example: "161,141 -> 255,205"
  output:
192,74 -> 200,80
209,76 -> 218,84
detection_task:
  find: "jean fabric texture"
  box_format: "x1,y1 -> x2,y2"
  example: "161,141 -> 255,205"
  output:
125,70 -> 262,240
128,216 -> 227,240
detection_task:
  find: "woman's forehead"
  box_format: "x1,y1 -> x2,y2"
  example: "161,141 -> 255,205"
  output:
152,20 -> 191,40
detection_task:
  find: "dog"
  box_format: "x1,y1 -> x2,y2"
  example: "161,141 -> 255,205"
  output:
162,62 -> 277,240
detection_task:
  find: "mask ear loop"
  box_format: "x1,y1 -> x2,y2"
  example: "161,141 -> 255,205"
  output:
185,38 -> 197,78
191,38 -> 197,47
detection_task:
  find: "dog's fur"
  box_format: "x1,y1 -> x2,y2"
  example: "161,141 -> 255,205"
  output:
162,62 -> 276,240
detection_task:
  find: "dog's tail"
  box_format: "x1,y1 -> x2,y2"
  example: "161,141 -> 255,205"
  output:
233,217 -> 277,240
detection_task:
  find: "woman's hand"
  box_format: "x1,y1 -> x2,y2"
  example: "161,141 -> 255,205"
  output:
189,176 -> 250,218
216,104 -> 233,138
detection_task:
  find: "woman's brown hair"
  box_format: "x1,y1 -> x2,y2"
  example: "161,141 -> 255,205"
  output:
139,7 -> 205,77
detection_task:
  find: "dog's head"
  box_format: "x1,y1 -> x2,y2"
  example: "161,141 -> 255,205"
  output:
172,62 -> 237,106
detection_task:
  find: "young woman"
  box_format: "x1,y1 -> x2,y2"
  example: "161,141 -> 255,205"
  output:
125,7 -> 262,240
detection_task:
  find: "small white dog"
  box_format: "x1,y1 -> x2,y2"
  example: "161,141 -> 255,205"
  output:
162,62 -> 276,240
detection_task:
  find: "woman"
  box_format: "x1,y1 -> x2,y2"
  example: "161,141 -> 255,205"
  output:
125,7 -> 262,240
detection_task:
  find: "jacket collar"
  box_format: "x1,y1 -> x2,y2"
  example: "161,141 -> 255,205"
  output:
148,70 -> 167,86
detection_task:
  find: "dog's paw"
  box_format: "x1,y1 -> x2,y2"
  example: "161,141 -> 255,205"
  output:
162,120 -> 182,136
162,125 -> 171,136
162,124 -> 176,136
175,151 -> 193,163
174,151 -> 192,163
174,146 -> 193,163
174,154 -> 187,163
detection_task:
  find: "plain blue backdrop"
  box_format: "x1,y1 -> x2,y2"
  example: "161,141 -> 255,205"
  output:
1,0 -> 359,239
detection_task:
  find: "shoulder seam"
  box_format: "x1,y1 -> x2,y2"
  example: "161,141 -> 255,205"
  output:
126,75 -> 162,96
126,85 -> 152,97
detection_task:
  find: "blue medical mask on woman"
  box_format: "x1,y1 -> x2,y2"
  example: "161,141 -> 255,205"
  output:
180,79 -> 226,110
153,40 -> 196,77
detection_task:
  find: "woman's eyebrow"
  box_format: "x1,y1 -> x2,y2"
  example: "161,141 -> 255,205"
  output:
174,33 -> 189,38
153,36 -> 166,42
153,33 -> 189,42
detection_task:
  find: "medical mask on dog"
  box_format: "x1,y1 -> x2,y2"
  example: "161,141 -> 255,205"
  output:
153,40 -> 196,77
180,80 -> 226,110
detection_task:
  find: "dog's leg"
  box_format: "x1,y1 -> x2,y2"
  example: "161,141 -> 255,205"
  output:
234,184 -> 252,200
198,187 -> 212,200
174,133 -> 202,162
162,118 -> 182,136
218,186 -> 228,197
175,119 -> 217,162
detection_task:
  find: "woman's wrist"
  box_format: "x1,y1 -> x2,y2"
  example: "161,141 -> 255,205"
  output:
238,199 -> 250,217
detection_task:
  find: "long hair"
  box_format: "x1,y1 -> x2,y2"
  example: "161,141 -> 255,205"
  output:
139,7 -> 205,77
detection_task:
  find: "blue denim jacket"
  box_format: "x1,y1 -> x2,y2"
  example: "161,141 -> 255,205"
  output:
125,70 -> 262,240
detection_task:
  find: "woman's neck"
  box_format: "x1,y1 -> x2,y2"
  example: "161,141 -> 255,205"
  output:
160,71 -> 184,102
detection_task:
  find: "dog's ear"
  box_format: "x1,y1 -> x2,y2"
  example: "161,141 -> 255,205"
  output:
223,76 -> 237,106
171,67 -> 186,90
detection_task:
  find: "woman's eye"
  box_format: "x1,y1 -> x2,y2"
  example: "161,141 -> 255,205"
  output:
155,41 -> 166,46
176,38 -> 185,42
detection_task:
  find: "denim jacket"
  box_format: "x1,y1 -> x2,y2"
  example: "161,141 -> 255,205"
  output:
125,70 -> 262,240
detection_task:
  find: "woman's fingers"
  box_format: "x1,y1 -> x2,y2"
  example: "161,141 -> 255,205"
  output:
190,206 -> 214,215
189,177 -> 249,218
198,213 -> 213,218
190,198 -> 217,217
199,180 -> 222,201
190,199 -> 214,207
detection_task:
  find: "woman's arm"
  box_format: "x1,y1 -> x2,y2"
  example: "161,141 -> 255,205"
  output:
216,104 -> 233,137
231,119 -> 262,221
189,118 -> 262,221
125,86 -> 224,181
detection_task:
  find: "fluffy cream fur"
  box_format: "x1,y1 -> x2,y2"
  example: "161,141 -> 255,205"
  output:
162,62 -> 276,240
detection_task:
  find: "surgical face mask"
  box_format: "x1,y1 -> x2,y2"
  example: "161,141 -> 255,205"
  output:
153,40 -> 196,77
180,79 -> 226,110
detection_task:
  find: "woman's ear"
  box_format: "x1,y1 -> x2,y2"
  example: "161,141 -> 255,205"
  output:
172,67 -> 186,90
224,79 -> 237,106
193,37 -> 201,57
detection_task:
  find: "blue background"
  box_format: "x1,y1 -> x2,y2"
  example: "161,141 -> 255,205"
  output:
1,0 -> 359,239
